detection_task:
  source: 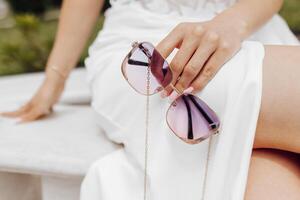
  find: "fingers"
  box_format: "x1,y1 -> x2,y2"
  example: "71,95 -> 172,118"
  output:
157,21 -> 242,97
162,36 -> 199,96
191,42 -> 239,93
1,104 -> 30,118
173,32 -> 219,93
156,23 -> 185,59
1,78 -> 63,123
1,103 -> 52,123
19,108 -> 47,123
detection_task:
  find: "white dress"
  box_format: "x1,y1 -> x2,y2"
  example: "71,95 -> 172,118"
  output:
81,0 -> 299,200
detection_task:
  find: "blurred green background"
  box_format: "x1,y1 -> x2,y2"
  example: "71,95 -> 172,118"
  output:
0,0 -> 299,76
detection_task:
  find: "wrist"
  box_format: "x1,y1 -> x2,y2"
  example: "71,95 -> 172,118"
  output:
213,6 -> 250,40
45,66 -> 68,86
47,65 -> 69,78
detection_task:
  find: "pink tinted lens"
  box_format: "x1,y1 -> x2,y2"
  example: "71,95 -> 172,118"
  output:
141,42 -> 172,89
122,42 -> 172,95
166,94 -> 220,144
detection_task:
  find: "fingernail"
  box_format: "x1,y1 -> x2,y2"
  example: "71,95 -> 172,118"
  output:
160,90 -> 168,98
183,86 -> 194,94
168,91 -> 179,102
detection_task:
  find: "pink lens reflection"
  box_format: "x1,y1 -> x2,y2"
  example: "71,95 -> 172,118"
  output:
166,94 -> 220,144
122,42 -> 172,95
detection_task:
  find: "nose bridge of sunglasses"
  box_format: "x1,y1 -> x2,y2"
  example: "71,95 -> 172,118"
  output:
167,85 -> 184,107
168,86 -> 196,107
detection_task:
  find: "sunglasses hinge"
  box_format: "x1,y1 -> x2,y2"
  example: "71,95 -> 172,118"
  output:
131,41 -> 139,48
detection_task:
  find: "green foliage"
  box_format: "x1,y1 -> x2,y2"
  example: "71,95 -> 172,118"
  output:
0,14 -> 104,76
7,0 -> 62,14
280,0 -> 300,33
0,0 -> 299,76
8,0 -> 47,14
15,14 -> 39,31
0,14 -> 54,75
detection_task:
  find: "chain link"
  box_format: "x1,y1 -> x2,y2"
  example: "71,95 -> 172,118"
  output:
143,64 -> 212,200
144,65 -> 151,200
201,137 -> 212,200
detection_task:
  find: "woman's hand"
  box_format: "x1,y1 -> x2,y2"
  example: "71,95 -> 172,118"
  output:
157,17 -> 247,97
157,0 -> 284,96
1,70 -> 66,123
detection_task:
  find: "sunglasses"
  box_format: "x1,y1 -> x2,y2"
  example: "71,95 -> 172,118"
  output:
121,41 -> 220,144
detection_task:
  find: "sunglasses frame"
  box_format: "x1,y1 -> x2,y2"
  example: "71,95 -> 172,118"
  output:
121,41 -> 172,96
121,41 -> 220,144
166,94 -> 220,144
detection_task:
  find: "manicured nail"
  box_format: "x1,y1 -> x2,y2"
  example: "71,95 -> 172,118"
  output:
183,86 -> 194,94
160,90 -> 168,98
168,91 -> 179,102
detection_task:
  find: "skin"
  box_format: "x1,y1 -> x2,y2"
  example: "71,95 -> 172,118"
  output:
0,0 -> 104,122
255,46 -> 300,154
246,46 -> 300,199
156,0 -> 284,96
246,149 -> 300,200
0,0 -> 299,198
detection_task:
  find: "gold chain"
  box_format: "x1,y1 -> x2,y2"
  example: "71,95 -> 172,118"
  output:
143,65 -> 212,200
144,65 -> 151,200
201,137 -> 212,200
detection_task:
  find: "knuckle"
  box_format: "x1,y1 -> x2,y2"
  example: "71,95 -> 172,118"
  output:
202,67 -> 214,79
35,106 -> 46,113
27,101 -> 36,109
219,41 -> 231,52
192,25 -> 205,37
176,22 -> 188,31
40,107 -> 50,115
24,107 -> 33,114
176,82 -> 186,91
191,82 -> 201,92
170,61 -> 181,73
185,65 -> 198,77
205,31 -> 219,43
31,109 -> 40,116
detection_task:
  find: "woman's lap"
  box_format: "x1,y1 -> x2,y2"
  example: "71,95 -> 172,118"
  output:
84,42 -> 300,200
85,40 -> 265,199
83,7 -> 298,199
89,41 -> 264,146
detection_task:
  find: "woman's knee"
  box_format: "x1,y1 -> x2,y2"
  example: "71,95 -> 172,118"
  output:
245,149 -> 300,200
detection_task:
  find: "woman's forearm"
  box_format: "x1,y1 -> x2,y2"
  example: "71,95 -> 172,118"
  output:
46,0 -> 104,77
214,0 -> 283,40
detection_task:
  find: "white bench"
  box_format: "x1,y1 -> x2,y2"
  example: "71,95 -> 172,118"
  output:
0,68 -> 120,200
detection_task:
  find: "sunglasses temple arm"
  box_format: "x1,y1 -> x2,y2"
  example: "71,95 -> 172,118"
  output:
189,96 -> 218,130
182,96 -> 194,140
128,59 -> 149,66
128,56 -> 217,130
